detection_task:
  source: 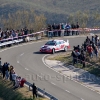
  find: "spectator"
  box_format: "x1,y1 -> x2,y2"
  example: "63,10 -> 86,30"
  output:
2,62 -> 6,79
11,30 -> 16,37
65,23 -> 71,36
76,22 -> 79,35
9,65 -> 14,81
12,72 -> 18,86
94,46 -> 99,57
20,78 -> 26,87
13,76 -> 21,90
92,36 -> 95,43
80,54 -> 86,68
0,58 -> 2,74
77,45 -> 81,52
71,49 -> 78,65
87,44 -> 93,58
24,27 -> 28,35
0,28 -> 2,40
32,83 -> 38,99
4,62 -> 10,80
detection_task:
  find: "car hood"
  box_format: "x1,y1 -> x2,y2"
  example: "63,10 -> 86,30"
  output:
41,45 -> 54,48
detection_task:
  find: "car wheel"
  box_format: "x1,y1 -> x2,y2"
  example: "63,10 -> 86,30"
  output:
52,48 -> 55,54
64,46 -> 67,52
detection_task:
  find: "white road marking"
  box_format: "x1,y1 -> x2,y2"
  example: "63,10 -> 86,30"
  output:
37,74 -> 43,78
65,90 -> 70,93
51,82 -> 56,85
25,68 -> 29,70
17,61 -> 19,63
81,98 -> 84,100
20,53 -> 24,56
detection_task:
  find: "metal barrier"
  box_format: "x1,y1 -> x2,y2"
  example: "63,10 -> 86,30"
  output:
0,31 -> 44,48
46,28 -> 100,38
25,81 -> 58,100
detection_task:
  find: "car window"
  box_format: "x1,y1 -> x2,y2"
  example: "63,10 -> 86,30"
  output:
59,41 -> 61,44
45,41 -> 55,45
59,40 -> 64,44
56,41 -> 59,45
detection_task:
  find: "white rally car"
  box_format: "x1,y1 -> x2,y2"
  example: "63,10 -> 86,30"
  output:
40,39 -> 70,54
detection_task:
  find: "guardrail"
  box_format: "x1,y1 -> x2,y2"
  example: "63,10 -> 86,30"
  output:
0,31 -> 44,48
26,81 -> 58,100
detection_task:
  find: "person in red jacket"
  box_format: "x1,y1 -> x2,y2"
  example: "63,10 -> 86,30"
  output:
87,44 -> 93,57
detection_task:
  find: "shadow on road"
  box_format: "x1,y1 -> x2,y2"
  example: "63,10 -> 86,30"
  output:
33,51 -> 46,54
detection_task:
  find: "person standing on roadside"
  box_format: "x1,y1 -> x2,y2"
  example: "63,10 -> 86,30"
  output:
0,58 -> 2,74
2,62 -> 6,79
4,62 -> 9,80
94,46 -> 99,58
76,22 -> 79,35
32,83 -> 38,99
9,65 -> 14,81
81,54 -> 86,68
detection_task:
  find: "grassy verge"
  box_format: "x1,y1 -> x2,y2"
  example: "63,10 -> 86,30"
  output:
0,75 -> 48,100
47,52 -> 100,77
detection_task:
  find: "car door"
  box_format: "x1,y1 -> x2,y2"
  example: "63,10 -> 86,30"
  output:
60,40 -> 65,50
55,41 -> 60,51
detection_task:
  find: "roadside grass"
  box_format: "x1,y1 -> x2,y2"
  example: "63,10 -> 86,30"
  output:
47,52 -> 100,77
0,75 -> 48,100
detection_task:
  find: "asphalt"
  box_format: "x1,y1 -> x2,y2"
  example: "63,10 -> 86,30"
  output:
0,35 -> 100,100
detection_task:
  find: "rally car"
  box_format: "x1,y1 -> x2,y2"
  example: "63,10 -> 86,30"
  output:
40,39 -> 70,54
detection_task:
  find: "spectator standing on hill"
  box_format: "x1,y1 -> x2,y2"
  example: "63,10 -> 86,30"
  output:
32,83 -> 38,99
92,36 -> 95,43
60,23 -> 65,36
87,44 -> 93,58
0,28 -> 2,40
71,23 -> 76,35
12,72 -> 18,86
94,46 -> 99,57
72,49 -> 77,65
13,76 -> 21,90
4,62 -> 9,80
9,65 -> 14,81
24,27 -> 28,35
65,23 -> 71,36
80,54 -> 86,68
76,22 -> 79,35
11,30 -> 16,37
86,36 -> 90,44
2,62 -> 6,79
0,58 -> 2,74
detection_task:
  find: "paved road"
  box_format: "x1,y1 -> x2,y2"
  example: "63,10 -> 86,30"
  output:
0,36 -> 100,100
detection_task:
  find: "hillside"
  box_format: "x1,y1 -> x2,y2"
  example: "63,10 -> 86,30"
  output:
0,0 -> 100,24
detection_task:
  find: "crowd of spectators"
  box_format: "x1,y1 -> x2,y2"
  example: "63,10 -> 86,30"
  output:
0,27 -> 34,40
71,35 -> 100,67
0,58 -> 26,90
47,22 -> 80,37
0,57 -> 38,99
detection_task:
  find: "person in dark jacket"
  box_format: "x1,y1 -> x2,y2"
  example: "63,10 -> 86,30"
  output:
2,62 -> 6,79
0,58 -> 2,74
31,83 -> 37,99
80,54 -> 86,68
71,50 -> 77,65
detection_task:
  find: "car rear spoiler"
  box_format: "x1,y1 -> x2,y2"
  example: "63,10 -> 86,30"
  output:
67,39 -> 69,43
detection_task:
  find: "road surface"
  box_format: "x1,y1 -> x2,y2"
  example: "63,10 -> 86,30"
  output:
0,36 -> 100,100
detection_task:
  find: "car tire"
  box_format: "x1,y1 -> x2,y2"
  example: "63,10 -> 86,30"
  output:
64,46 -> 67,52
52,48 -> 55,54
